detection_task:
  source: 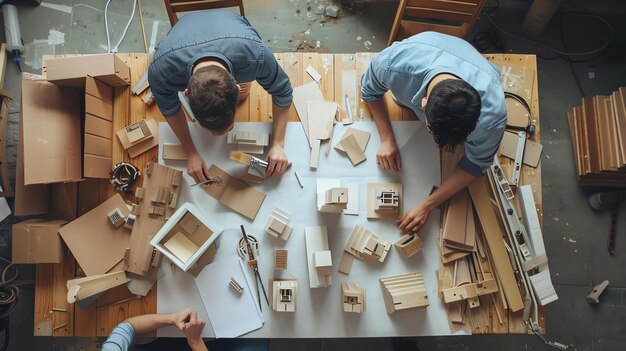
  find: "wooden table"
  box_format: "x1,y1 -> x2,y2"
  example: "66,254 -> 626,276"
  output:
34,53 -> 542,337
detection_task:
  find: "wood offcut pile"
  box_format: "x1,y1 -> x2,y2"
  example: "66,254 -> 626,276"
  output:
437,147 -> 556,333
567,87 -> 626,187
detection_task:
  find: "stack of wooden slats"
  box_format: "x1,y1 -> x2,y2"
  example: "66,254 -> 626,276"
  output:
437,148 -> 525,333
567,88 -> 626,187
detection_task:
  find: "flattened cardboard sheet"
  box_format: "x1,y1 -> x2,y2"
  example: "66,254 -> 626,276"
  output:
59,194 -> 131,276
203,165 -> 266,220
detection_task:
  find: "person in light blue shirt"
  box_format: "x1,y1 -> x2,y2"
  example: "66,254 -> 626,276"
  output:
102,308 -> 268,351
148,10 -> 292,185
361,32 -> 507,234
102,308 -> 207,351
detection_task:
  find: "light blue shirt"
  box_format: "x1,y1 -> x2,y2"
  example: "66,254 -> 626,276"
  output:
148,10 -> 293,118
361,32 -> 507,175
102,323 -> 135,351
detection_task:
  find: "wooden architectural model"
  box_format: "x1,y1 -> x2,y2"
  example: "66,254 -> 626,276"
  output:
317,179 -> 349,213
339,225 -> 390,275
227,130 -> 270,155
107,208 -> 125,228
304,226 -> 332,288
162,143 -> 187,161
66,271 -> 127,303
265,208 -> 293,241
270,278 -> 297,312
341,282 -> 366,313
394,234 -> 423,259
274,249 -> 288,270
125,163 -> 183,278
116,119 -> 159,158
367,183 -> 403,218
379,272 -> 429,314
150,202 -> 222,272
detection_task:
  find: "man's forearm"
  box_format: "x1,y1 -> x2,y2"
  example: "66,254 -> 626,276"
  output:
125,313 -> 176,335
424,167 -> 476,210
165,109 -> 199,155
271,103 -> 290,147
367,99 -> 395,142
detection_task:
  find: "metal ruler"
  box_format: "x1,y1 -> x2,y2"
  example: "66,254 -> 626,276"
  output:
511,131 -> 527,186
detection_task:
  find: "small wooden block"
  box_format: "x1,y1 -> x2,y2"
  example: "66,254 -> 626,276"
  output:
340,133 -> 366,166
274,249 -> 288,270
394,234 -> 423,259
162,143 -> 188,161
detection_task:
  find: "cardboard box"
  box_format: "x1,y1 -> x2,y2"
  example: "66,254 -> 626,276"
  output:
116,119 -> 159,158
150,202 -> 222,272
12,219 -> 68,264
45,54 -> 130,88
21,75 -> 82,185
15,78 -> 78,219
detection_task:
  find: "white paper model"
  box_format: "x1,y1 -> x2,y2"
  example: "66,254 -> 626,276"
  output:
150,202 -> 222,271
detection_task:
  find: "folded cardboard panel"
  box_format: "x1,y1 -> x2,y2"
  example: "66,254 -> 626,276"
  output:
85,114 -> 112,139
83,154 -> 112,179
84,134 -> 112,158
45,54 -> 130,88
85,75 -> 113,103
12,219 -> 68,264
59,194 -> 131,276
85,94 -> 113,121
21,76 -> 83,185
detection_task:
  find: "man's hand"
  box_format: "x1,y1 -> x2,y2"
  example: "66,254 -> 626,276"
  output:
181,310 -> 207,351
265,145 -> 289,176
172,308 -> 193,331
397,201 -> 433,234
377,140 -> 402,172
187,152 -> 212,184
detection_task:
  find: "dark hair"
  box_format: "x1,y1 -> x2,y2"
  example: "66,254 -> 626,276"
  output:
188,66 -> 238,132
425,79 -> 481,148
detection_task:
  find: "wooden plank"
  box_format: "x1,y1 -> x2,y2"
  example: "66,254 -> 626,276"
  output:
249,82 -> 270,122
34,264 -> 53,336
582,97 -> 601,173
468,176 -> 524,312
334,54 -> 357,121
355,53 -> 375,120
319,54 -> 335,101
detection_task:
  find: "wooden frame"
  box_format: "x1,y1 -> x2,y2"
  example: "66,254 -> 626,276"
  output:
164,0 -> 245,26
388,0 -> 487,45
149,202 -> 222,271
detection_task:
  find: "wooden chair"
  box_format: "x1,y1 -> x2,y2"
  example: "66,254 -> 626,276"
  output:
387,0 -> 486,45
164,0 -> 245,26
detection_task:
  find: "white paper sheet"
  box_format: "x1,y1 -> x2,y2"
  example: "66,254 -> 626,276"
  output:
157,121 -> 460,338
195,256 -> 263,338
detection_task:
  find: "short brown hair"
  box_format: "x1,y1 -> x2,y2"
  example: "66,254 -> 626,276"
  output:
188,66 -> 238,132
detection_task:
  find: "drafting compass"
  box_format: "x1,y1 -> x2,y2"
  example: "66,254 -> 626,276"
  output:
240,225 -> 269,310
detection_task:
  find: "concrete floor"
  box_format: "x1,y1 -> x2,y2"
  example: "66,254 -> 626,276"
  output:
1,0 -> 626,350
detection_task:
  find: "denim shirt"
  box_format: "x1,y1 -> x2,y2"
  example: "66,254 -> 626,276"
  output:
148,10 -> 293,118
102,323 -> 134,351
361,32 -> 507,176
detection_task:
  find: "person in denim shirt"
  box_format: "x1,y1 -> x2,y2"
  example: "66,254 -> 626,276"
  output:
361,32 -> 507,234
148,10 -> 293,184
